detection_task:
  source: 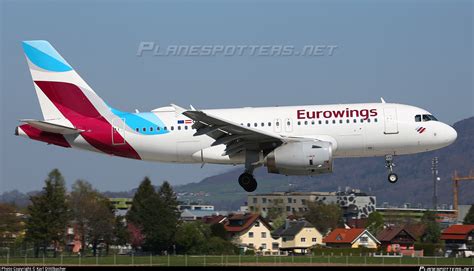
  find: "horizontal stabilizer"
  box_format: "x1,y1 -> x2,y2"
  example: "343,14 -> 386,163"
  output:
20,119 -> 83,135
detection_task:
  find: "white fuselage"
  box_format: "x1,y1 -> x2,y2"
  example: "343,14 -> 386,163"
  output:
66,102 -> 457,164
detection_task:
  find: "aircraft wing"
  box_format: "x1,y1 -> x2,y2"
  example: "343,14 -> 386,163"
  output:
182,110 -> 286,156
20,119 -> 84,135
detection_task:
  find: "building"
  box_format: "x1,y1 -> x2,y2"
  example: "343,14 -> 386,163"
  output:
457,205 -> 473,223
323,228 -> 380,249
376,207 -> 457,228
180,209 -> 228,221
376,226 -> 418,255
223,213 -> 282,255
272,219 -> 323,254
108,198 -> 133,216
178,204 -> 214,211
247,190 -> 376,219
440,224 -> 474,251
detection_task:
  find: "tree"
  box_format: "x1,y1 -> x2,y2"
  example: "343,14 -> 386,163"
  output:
175,221 -> 211,254
421,211 -> 441,243
210,223 -> 227,240
127,178 -> 180,253
266,199 -> 287,230
463,205 -> 474,224
0,203 -> 23,248
113,216 -> 130,247
70,180 -> 115,256
366,211 -> 384,235
25,169 -> 69,257
127,223 -> 144,250
126,177 -> 155,227
304,202 -> 344,235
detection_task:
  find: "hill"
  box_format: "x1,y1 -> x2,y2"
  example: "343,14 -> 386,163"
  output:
175,117 -> 474,210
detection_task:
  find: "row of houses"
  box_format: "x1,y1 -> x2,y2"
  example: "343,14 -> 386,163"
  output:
200,213 -> 474,256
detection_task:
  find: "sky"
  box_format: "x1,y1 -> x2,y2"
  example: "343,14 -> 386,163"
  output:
0,0 -> 472,193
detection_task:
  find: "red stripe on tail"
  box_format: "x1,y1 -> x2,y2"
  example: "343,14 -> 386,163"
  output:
34,81 -> 141,160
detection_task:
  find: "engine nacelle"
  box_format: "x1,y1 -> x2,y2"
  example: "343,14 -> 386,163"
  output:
264,141 -> 333,175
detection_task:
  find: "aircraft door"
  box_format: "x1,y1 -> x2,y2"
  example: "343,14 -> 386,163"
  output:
383,108 -> 399,134
112,118 -> 126,145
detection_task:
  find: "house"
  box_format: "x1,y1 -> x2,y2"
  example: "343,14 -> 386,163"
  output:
376,226 -> 418,255
440,224 -> 474,251
223,213 -> 282,255
323,228 -> 380,249
272,219 -> 323,255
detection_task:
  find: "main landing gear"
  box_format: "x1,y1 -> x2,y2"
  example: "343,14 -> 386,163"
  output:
385,154 -> 398,183
238,150 -> 261,192
238,173 -> 257,192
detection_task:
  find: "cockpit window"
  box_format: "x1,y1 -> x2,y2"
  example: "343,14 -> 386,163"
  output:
423,114 -> 438,121
416,114 -> 438,122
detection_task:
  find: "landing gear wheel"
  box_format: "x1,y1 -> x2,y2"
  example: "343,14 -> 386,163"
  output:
238,173 -> 257,192
388,173 -> 398,183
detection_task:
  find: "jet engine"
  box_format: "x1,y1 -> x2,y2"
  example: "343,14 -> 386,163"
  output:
264,141 -> 333,175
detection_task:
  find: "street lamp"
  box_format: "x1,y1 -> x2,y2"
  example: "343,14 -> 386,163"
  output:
432,157 -> 439,210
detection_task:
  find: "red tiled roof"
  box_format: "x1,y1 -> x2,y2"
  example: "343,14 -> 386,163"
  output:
441,234 -> 468,240
441,225 -> 474,241
377,226 -> 416,242
202,215 -> 227,225
223,213 -> 271,233
323,228 -> 365,244
442,225 -> 474,234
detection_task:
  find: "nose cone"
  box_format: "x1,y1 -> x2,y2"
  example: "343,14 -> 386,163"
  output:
445,125 -> 457,145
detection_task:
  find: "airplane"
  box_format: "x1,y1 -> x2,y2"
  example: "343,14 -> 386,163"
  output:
15,40 -> 458,192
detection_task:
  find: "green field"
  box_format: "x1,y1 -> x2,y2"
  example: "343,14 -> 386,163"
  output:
0,255 -> 473,266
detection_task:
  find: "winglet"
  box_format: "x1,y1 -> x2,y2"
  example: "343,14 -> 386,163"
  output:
380,97 -> 386,103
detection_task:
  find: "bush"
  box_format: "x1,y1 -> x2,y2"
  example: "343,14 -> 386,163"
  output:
414,242 -> 444,256
244,249 -> 255,255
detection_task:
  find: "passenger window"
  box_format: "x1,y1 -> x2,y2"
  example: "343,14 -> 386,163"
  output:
268,122 -> 271,127
135,128 -> 139,132
318,120 -> 322,125
185,126 -> 188,130
157,127 -> 160,131
346,119 -> 350,123
325,120 -> 329,124
247,123 -> 251,127
254,123 -> 257,127
150,127 -> 153,131
311,120 -> 315,125
304,121 -> 308,125
171,126 -> 174,131
415,115 -> 421,122
360,119 -> 364,123
178,126 -> 181,130
374,118 -> 378,122
332,120 -> 336,124
142,128 -> 146,132
276,122 -> 279,126
339,120 -> 343,124
164,127 -> 167,130
261,122 -> 264,127
297,121 -> 301,125
367,119 -> 371,123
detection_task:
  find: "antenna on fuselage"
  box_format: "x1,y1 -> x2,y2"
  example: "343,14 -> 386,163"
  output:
380,97 -> 386,103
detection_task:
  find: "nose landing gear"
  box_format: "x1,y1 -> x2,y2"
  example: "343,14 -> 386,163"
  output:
385,154 -> 398,183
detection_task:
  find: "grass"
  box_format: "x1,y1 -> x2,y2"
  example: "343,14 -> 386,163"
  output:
0,255 -> 473,266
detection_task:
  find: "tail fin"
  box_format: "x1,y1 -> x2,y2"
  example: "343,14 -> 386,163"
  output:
22,40 -> 110,122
